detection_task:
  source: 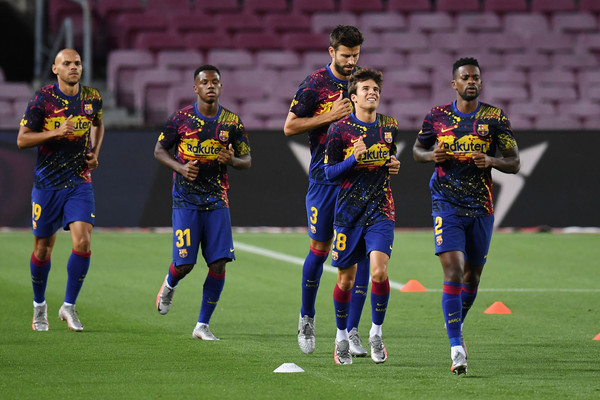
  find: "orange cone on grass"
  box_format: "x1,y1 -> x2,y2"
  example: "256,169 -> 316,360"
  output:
593,333 -> 600,341
400,279 -> 427,292
484,301 -> 512,314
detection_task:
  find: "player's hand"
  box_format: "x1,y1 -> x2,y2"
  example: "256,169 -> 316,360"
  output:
57,115 -> 75,137
432,141 -> 452,163
85,152 -> 99,170
181,159 -> 199,181
329,92 -> 353,122
386,155 -> 401,175
353,137 -> 367,161
217,143 -> 234,165
472,152 -> 491,169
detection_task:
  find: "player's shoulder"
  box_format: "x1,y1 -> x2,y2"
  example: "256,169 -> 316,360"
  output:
477,101 -> 504,115
35,84 -> 56,98
377,113 -> 399,128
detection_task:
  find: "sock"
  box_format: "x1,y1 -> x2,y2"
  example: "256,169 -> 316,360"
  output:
333,284 -> 352,331
443,281 -> 463,347
347,258 -> 369,331
167,263 -> 187,288
198,270 -> 225,324
369,323 -> 382,338
300,246 -> 328,318
371,278 -> 390,326
461,283 -> 479,324
64,250 -> 91,305
30,253 -> 51,304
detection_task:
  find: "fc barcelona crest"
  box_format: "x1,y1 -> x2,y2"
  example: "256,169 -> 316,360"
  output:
476,124 -> 489,137
179,248 -> 188,258
219,130 -> 229,142
384,131 -> 393,143
83,103 -> 94,115
436,235 -> 443,246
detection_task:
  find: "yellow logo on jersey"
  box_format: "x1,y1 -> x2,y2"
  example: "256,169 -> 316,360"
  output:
180,138 -> 224,161
179,249 -> 188,258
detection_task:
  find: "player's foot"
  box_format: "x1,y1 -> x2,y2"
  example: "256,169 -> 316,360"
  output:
297,314 -> 315,354
348,327 -> 367,357
193,324 -> 220,340
369,335 -> 388,364
334,339 -> 352,365
451,346 -> 468,375
58,304 -> 83,332
32,303 -> 49,331
156,275 -> 175,315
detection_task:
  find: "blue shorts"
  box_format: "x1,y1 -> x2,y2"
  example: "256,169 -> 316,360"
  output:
305,182 -> 339,242
432,213 -> 494,266
172,207 -> 235,266
31,183 -> 95,238
330,220 -> 394,269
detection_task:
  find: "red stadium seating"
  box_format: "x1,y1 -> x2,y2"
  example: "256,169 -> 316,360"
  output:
311,12 -> 359,33
408,12 -> 454,33
107,49 -> 156,109
387,0 -> 432,12
244,0 -> 288,14
156,50 -> 203,72
455,13 -> 502,33
292,0 -> 336,14
185,33 -> 235,51
264,13 -> 312,34
436,0 -> 480,12
234,33 -> 283,51
255,50 -> 302,70
133,68 -> 185,124
134,32 -> 187,52
115,12 -> 168,48
359,12 -> 407,34
531,0 -> 576,12
579,0 -> 600,12
552,12 -> 598,33
483,0 -> 528,12
281,33 -> 331,52
339,0 -> 384,13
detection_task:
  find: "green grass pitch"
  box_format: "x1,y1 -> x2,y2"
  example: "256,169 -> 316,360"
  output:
0,230 -> 599,399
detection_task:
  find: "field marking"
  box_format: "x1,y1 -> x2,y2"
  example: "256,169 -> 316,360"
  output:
235,242 -> 600,293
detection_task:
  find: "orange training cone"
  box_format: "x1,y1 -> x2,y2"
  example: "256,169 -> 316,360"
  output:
484,301 -> 512,314
400,279 -> 427,292
593,333 -> 600,341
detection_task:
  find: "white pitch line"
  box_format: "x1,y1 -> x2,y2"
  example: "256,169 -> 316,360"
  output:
234,241 -> 600,294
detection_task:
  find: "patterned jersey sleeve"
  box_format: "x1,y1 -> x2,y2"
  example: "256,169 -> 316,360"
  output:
494,109 -> 517,151
417,108 -> 437,148
232,117 -> 251,157
325,122 -> 345,165
158,111 -> 181,150
20,91 -> 46,132
289,75 -> 317,118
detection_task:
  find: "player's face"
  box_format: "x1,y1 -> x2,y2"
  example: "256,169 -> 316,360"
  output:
52,50 -> 82,86
452,65 -> 481,102
351,79 -> 380,112
194,70 -> 222,104
330,45 -> 360,78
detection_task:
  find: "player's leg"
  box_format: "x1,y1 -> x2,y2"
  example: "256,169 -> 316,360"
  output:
434,213 -> 468,374
193,208 -> 234,341
298,183 -> 337,353
365,221 -> 394,364
157,208 -> 201,315
347,257 -> 369,357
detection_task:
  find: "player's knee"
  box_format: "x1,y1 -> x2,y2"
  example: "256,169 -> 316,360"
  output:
175,264 -> 194,275
72,237 -> 91,253
208,260 -> 227,275
34,246 -> 52,261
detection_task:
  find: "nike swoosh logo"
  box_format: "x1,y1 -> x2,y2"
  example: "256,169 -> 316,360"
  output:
230,248 -> 235,252
440,125 -> 458,133
447,311 -> 460,317
185,129 -> 201,137
350,135 -> 366,144
91,213 -> 95,217
53,107 -> 68,115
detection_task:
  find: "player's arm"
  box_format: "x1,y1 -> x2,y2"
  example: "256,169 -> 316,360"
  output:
283,93 -> 353,137
412,138 -> 451,164
154,140 -> 199,181
86,118 -> 105,170
217,144 -> 251,169
17,115 -> 75,149
472,145 -> 520,174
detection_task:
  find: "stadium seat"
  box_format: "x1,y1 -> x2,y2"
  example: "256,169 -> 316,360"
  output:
256,50 -> 302,70
359,49 -> 406,72
234,33 -> 283,50
408,12 -> 454,32
508,101 -> 555,120
506,114 -> 534,129
384,68 -> 432,99
485,69 -> 528,86
339,0 -> 384,13
156,50 -> 203,72
552,12 -> 598,33
185,33 -> 235,51
530,33 -> 576,54
244,0 -> 288,14
483,0 -> 528,12
166,83 -> 197,115
388,100 -> 432,128
311,12 -> 359,33
405,51 -> 453,73
133,68 -> 185,124
531,85 -> 577,103
553,52 -> 598,71
359,12 -> 407,34
429,33 -> 482,54
264,116 -> 288,130
380,32 -> 429,52
504,13 -> 550,38
195,0 -> 239,13
145,0 -> 194,14
216,12 -> 264,34
134,32 -> 187,52
559,101 -> 599,119
206,49 -> 255,70
263,13 -> 312,34
386,0 -> 432,12
480,33 -> 528,54
534,115 -> 582,130
107,49 -> 156,108
436,0 -> 480,12
282,33 -> 331,52
240,98 -> 290,120
483,83 -> 529,103
168,11 -> 219,34
301,51 -> 331,72
579,0 -> 600,12
95,0 -> 145,19
531,0 -> 576,12
577,33 -> 600,53
291,0 -> 336,14
115,12 -> 168,48
504,51 -> 552,71
578,70 -> 600,100
455,13 -> 502,33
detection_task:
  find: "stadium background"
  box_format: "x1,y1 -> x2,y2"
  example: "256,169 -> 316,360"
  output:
0,0 -> 598,229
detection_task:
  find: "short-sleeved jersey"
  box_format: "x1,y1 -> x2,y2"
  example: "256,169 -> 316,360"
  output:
289,64 -> 352,185
325,113 -> 399,227
158,103 -> 250,211
20,84 -> 103,190
417,100 -> 517,217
